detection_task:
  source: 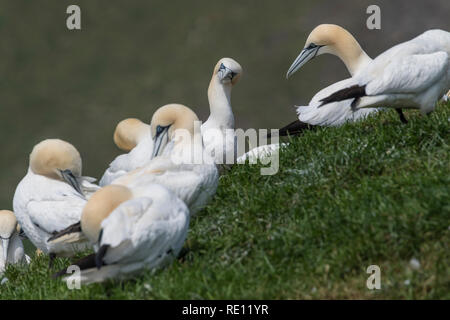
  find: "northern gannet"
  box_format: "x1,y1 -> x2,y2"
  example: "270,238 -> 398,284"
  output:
278,24 -> 408,136
114,104 -> 219,216
54,184 -> 189,284
99,118 -> 153,186
319,29 -> 450,115
0,210 -> 28,273
12,139 -> 99,263
202,58 -> 242,164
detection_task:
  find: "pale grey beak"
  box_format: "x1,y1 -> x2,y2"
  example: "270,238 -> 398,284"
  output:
286,46 -> 321,79
151,127 -> 170,159
218,63 -> 237,83
60,169 -> 84,196
2,238 -> 9,262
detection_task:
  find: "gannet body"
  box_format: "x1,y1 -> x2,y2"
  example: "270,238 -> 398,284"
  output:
0,211 -> 28,273
99,119 -> 153,186
13,139 -> 99,258
320,29 -> 450,115
56,184 -> 189,284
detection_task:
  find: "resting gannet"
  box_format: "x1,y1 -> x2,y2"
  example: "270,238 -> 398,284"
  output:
319,29 -> 450,115
13,139 -> 99,264
114,104 -> 219,215
0,210 -> 28,273
54,184 -> 189,284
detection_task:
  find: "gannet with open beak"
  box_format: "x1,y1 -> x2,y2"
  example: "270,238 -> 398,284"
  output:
99,118 -> 153,186
319,29 -> 450,115
278,24 -> 408,135
12,139 -> 99,262
201,58 -> 242,164
55,184 -> 189,284
0,210 -> 28,273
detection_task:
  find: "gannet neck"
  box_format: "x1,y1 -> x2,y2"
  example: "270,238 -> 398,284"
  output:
206,77 -> 234,129
335,45 -> 371,76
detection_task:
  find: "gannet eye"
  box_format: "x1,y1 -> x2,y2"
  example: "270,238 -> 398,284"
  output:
219,63 -> 226,71
156,125 -> 164,135
306,43 -> 318,50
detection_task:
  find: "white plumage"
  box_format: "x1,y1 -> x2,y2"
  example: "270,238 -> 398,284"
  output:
286,24 -> 380,127
100,119 -> 153,186
113,104 -> 219,216
64,184 -> 189,284
0,210 -> 29,273
13,139 -> 99,257
321,30 -> 450,115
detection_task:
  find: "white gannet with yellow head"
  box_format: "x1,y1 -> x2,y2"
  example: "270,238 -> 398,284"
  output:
201,57 -> 242,164
0,210 -> 28,273
56,184 -> 189,284
319,29 -> 450,116
278,24 -> 395,134
115,104 -> 219,215
286,24 -> 371,78
99,118 -> 153,186
12,139 -> 99,262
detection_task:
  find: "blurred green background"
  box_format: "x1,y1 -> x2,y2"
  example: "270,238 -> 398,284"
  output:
0,0 -> 449,209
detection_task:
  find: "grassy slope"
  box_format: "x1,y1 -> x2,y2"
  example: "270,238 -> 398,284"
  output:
1,104 -> 449,299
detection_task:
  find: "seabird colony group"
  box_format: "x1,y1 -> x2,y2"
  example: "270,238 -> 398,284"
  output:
1,25 -> 449,284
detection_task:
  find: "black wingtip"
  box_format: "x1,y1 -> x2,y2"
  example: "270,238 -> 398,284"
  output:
270,119 -> 315,138
319,84 -> 367,107
95,245 -> 109,270
52,253 -> 98,279
47,222 -> 82,242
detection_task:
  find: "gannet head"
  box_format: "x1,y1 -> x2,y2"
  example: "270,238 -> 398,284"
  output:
81,185 -> 132,243
286,24 -> 362,78
30,139 -> 84,195
113,118 -> 150,152
150,104 -> 199,159
214,58 -> 243,86
0,210 -> 18,262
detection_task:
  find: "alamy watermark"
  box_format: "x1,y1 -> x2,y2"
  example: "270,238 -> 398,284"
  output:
366,265 -> 381,290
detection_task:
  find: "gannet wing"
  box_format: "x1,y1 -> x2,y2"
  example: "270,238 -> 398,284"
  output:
26,194 -> 86,235
365,52 -> 449,95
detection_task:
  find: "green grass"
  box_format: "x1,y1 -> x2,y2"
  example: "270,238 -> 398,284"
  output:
1,103 -> 449,299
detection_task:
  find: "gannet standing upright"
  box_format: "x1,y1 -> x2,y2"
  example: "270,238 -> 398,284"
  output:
13,139 -> 99,263
201,58 -> 242,164
278,24 -> 407,136
99,119 -> 153,186
55,184 -> 189,284
0,210 -> 28,273
319,29 -> 450,115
